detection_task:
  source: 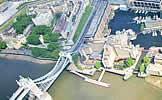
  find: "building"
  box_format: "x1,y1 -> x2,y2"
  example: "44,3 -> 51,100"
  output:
0,2 -> 19,26
84,0 -> 111,39
145,18 -> 162,30
127,0 -> 162,11
54,14 -> 67,33
94,3 -> 112,40
147,64 -> 162,76
32,9 -> 53,26
80,40 -> 104,62
61,22 -> 72,39
102,30 -> 139,68
102,44 -> 116,68
154,54 -> 162,64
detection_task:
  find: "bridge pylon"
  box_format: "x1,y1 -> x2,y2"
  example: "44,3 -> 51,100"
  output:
10,76 -> 52,100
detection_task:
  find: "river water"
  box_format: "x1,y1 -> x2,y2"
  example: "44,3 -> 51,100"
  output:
1,59 -> 162,100
0,58 -> 53,100
49,71 -> 162,100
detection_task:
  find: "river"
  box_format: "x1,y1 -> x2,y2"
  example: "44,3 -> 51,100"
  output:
49,71 -> 162,100
0,58 -> 53,100
1,59 -> 162,100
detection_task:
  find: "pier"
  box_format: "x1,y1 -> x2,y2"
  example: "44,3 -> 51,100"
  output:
70,70 -> 110,88
98,69 -> 105,82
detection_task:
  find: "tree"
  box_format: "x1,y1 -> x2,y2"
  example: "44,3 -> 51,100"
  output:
0,41 -> 7,50
31,25 -> 52,35
30,47 -> 41,57
126,58 -> 135,67
0,0 -> 3,3
55,12 -> 62,19
143,56 -> 150,67
27,34 -> 41,45
30,47 -> 49,57
43,33 -> 59,43
72,54 -> 78,66
121,64 -> 127,68
50,49 -> 60,59
140,23 -> 144,31
159,49 -> 162,54
47,42 -> 60,51
119,60 -> 123,64
95,61 -> 102,69
140,64 -> 145,73
13,15 -> 32,34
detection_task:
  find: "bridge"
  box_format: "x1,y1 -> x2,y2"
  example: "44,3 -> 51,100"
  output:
9,0 -> 106,99
9,52 -> 71,100
9,3 -> 90,100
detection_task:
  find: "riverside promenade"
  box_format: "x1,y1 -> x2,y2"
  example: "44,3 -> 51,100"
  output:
70,70 -> 110,88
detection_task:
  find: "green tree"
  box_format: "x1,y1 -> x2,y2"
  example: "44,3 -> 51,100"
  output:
0,0 -> 3,3
140,23 -> 144,31
31,25 -> 52,35
140,64 -> 145,72
95,61 -> 102,69
30,47 -> 49,57
126,58 -> 135,67
121,64 -> 127,68
13,15 -> 32,34
50,49 -> 60,59
72,54 -> 78,66
43,33 -> 59,43
143,56 -> 150,67
47,42 -> 60,51
30,47 -> 41,57
27,34 -> 41,45
55,12 -> 62,19
0,41 -> 7,50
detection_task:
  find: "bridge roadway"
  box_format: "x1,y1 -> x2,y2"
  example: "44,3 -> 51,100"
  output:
9,0 -> 108,99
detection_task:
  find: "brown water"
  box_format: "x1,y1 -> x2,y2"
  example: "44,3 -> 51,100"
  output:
49,71 -> 162,100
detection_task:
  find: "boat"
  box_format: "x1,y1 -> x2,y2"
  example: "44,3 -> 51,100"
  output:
133,17 -> 138,21
155,31 -> 157,36
135,10 -> 138,13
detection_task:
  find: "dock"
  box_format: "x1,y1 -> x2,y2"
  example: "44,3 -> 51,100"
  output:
98,69 -> 105,82
70,70 -> 110,88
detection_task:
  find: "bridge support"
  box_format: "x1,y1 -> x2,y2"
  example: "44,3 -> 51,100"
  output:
9,76 -> 52,100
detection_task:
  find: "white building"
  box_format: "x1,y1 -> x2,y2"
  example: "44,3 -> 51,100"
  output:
32,9 -> 53,26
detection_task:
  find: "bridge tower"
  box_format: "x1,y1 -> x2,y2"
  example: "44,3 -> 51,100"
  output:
10,76 -> 52,100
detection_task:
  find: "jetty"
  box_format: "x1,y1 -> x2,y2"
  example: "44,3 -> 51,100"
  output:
98,69 -> 105,82
70,70 -> 110,88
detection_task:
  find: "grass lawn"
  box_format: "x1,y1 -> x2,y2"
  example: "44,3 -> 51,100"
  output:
72,4 -> 93,43
0,7 -> 27,32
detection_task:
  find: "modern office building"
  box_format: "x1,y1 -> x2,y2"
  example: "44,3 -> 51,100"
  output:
127,0 -> 162,11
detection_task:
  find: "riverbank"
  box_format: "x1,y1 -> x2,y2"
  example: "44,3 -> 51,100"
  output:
0,54 -> 56,64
